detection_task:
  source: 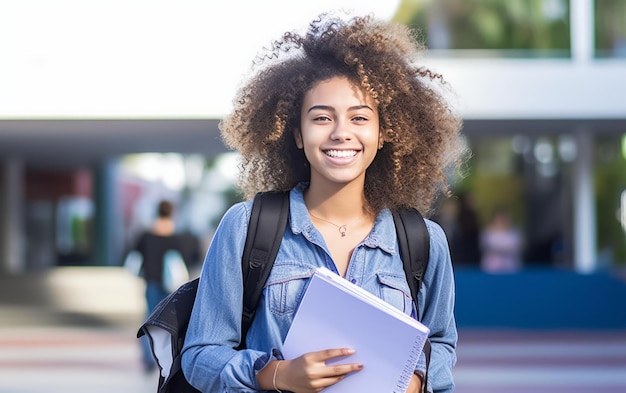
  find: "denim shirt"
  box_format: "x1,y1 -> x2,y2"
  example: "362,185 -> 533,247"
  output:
181,183 -> 457,393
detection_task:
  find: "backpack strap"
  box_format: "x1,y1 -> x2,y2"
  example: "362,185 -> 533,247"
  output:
392,208 -> 430,315
392,208 -> 431,393
239,191 -> 290,349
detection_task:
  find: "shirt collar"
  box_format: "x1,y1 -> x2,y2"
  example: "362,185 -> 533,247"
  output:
288,182 -> 397,256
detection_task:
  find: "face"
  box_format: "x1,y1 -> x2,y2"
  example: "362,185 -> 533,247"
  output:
295,76 -> 381,188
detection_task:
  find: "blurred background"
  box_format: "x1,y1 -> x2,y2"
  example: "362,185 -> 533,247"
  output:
0,0 -> 625,392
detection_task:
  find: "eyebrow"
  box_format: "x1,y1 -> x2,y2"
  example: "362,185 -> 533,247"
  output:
306,105 -> 374,113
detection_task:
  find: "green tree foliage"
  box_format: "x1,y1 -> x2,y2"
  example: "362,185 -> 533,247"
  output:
594,0 -> 626,57
594,136 -> 626,265
394,0 -> 570,55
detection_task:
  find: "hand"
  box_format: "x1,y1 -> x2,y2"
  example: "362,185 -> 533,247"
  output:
405,373 -> 423,393
276,348 -> 363,393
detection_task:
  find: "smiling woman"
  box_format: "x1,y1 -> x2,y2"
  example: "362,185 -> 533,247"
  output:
183,11 -> 465,393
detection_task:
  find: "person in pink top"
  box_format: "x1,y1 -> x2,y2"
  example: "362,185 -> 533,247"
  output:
480,208 -> 523,273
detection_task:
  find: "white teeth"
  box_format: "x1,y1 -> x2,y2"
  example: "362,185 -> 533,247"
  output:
325,150 -> 357,158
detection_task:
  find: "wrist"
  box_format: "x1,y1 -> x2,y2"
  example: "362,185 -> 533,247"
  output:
272,360 -> 283,392
414,371 -> 425,393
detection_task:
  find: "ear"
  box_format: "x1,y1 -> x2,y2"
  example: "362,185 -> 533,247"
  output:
294,128 -> 303,149
378,132 -> 384,150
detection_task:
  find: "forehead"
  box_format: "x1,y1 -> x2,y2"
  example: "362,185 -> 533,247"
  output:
303,77 -> 374,106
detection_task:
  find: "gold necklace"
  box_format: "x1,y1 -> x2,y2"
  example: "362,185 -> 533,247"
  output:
308,212 -> 362,237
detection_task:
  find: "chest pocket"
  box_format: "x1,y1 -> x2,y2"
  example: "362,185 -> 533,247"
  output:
265,263 -> 313,315
376,272 -> 414,315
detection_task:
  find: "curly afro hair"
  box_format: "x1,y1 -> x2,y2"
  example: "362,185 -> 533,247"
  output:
220,12 -> 467,215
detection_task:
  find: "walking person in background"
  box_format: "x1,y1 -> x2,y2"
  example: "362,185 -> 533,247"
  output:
182,12 -> 466,392
132,199 -> 192,372
480,207 -> 523,273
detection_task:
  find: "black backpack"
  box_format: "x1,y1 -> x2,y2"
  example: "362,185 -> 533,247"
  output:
137,191 -> 431,393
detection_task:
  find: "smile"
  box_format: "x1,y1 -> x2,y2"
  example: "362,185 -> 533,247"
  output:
324,149 -> 358,158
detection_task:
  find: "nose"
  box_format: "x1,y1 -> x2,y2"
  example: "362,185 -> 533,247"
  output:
330,118 -> 352,141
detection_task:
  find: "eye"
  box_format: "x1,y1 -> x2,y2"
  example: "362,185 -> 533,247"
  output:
352,115 -> 368,122
312,114 -> 332,122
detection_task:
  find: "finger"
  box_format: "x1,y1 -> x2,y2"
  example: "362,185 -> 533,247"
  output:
315,348 -> 356,361
314,365 -> 364,390
313,374 -> 347,390
327,362 -> 364,377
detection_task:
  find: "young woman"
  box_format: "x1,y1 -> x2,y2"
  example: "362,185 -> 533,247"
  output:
182,13 -> 466,393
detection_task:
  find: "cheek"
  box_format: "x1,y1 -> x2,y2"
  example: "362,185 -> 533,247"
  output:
299,128 -> 324,149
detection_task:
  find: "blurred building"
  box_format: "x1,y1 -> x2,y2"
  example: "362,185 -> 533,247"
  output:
0,0 -> 625,275
398,0 -> 626,273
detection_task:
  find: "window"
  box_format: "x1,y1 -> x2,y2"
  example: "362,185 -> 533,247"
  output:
395,0 -> 571,58
594,0 -> 626,58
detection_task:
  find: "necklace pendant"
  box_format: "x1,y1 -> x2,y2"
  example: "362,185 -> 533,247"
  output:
339,225 -> 347,237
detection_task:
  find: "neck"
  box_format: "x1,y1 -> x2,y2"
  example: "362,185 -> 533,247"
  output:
152,218 -> 175,236
304,181 -> 370,221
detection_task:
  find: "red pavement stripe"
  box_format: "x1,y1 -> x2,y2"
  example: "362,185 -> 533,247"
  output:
0,359 -> 141,371
0,337 -> 136,347
456,356 -> 626,367
456,386 -> 626,393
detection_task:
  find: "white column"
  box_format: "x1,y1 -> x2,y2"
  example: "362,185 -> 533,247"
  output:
573,131 -> 596,273
0,160 -> 24,274
570,0 -> 597,273
570,0 -> 594,63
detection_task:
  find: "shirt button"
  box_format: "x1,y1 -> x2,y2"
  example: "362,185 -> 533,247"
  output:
351,279 -> 357,284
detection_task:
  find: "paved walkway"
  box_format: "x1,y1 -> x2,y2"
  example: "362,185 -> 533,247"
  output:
0,267 -> 155,392
1,267 -> 625,392
454,329 -> 626,393
1,325 -> 625,392
0,326 -> 156,393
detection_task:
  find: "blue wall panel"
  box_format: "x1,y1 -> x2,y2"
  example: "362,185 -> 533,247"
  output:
454,268 -> 626,329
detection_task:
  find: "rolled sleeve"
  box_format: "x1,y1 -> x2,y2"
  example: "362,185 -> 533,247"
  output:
415,220 -> 458,393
